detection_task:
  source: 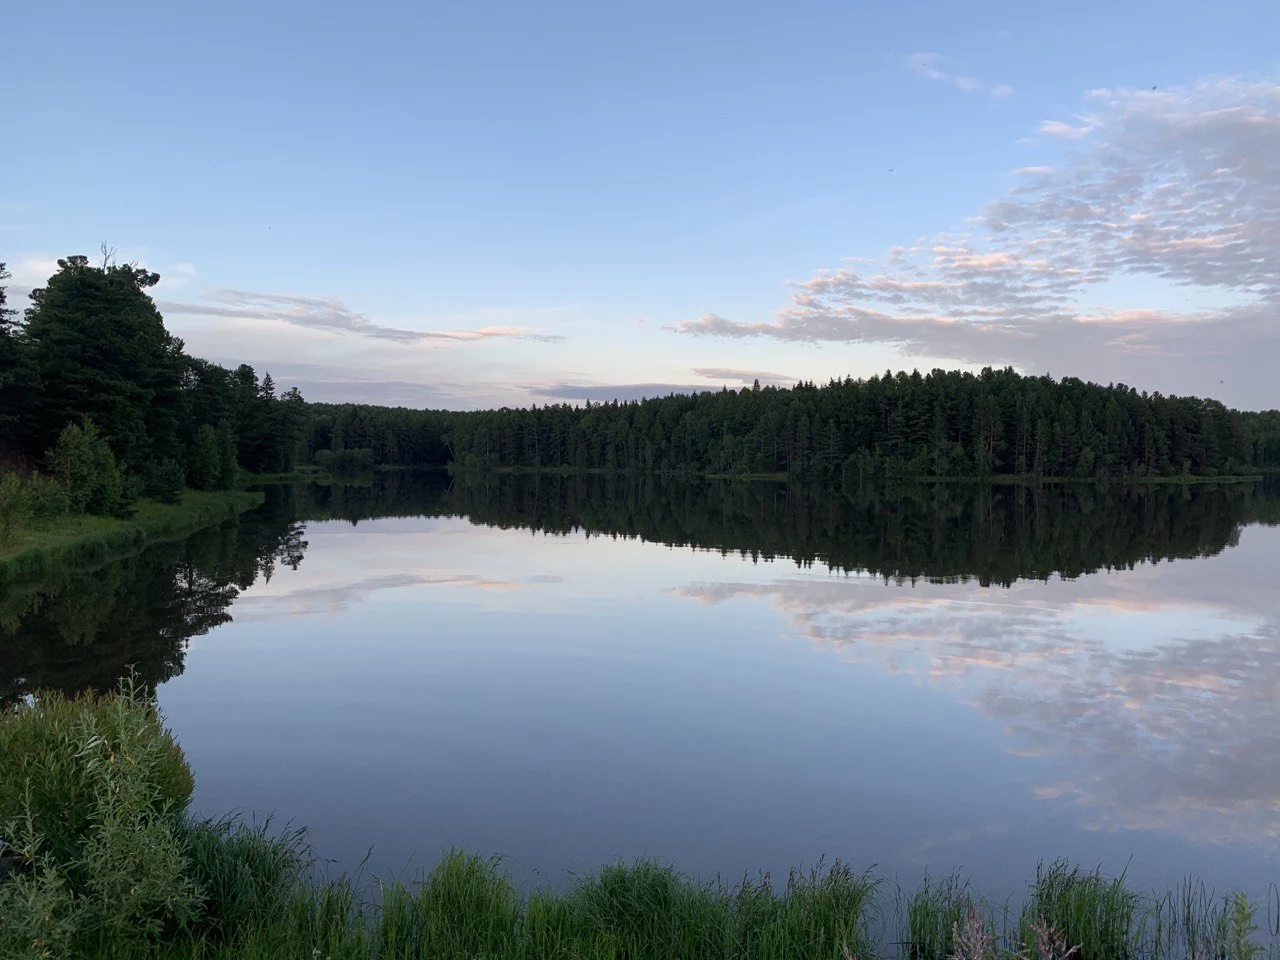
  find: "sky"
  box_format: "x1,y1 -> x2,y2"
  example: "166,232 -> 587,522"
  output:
4,0 -> 1279,410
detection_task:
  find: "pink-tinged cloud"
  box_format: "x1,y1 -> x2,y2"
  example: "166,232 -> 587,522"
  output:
674,77 -> 1280,408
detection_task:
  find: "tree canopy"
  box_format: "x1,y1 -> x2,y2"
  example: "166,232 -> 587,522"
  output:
0,255 -> 306,507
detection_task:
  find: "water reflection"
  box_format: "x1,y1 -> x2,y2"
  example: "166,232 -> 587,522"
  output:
2,473 -> 1275,706
1,473 -> 1277,892
677,541 -> 1280,849
0,492 -> 307,705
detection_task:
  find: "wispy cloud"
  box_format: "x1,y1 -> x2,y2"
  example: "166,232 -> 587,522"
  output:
160,289 -> 567,344
905,52 -> 1012,98
530,382 -> 712,403
691,367 -> 795,387
674,77 -> 1280,407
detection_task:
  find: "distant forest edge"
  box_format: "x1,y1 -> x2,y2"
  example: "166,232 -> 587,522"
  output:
3,257 -> 1280,500
306,372 -> 1280,482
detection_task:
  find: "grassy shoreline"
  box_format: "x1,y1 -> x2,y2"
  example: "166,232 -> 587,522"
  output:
0,488 -> 264,587
4,689 -> 1278,960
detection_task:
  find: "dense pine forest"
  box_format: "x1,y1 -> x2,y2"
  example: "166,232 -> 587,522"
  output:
4,256 -> 1280,499
304,374 -> 1280,481
0,257 -> 305,518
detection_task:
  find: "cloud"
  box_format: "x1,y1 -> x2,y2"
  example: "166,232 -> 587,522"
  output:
208,360 -> 480,409
530,382 -> 714,403
690,367 -> 795,387
904,52 -> 1011,98
160,289 -> 566,344
674,78 -> 1280,408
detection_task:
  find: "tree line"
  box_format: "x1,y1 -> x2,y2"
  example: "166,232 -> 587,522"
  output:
438,370 -> 1280,480
298,372 -> 1280,482
0,256 -> 306,517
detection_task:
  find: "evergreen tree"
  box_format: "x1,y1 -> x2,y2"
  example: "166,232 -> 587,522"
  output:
23,255 -> 185,470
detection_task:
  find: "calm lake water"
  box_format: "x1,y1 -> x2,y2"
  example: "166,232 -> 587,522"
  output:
4,473 -> 1279,900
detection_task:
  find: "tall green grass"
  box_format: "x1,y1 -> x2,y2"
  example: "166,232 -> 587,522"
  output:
2,686 -> 1277,960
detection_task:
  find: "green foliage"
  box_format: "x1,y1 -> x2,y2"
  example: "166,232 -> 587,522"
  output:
188,425 -> 222,490
905,874 -> 973,960
1020,861 -> 1137,960
145,459 -> 187,505
217,422 -> 240,489
0,685 -> 194,867
1215,892 -> 1262,960
0,683 -> 199,954
314,446 -> 375,475
2,256 -> 304,497
420,368 -> 1277,481
48,419 -> 138,518
23,254 -> 184,471
179,817 -> 311,940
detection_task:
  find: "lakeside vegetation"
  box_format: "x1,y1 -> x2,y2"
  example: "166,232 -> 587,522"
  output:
1,686 -> 1276,960
0,256 -> 306,511
0,487 -> 263,588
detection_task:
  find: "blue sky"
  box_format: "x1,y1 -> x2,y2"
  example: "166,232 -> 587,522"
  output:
6,0 -> 1279,409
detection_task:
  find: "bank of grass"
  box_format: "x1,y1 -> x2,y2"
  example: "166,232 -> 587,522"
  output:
0,488 -> 263,587
3,688 -> 1278,960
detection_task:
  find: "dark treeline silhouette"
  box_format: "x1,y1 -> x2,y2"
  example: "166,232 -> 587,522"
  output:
440,370 -> 1280,480
302,402 -> 451,469
0,490 -> 306,705
299,371 -> 1280,482
0,257 -> 305,509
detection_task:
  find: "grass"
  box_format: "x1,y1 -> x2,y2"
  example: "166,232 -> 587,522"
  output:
0,488 -> 263,587
3,688 -> 1278,960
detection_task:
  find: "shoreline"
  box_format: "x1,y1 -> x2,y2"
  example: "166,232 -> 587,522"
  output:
0,488 -> 264,588
448,464 -> 1267,485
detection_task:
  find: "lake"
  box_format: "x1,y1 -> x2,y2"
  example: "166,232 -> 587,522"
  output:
3,473 -> 1278,902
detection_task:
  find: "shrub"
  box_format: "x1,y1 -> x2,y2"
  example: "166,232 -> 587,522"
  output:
46,418 -> 139,517
0,684 -> 194,869
24,472 -> 70,519
0,683 -> 200,953
146,458 -> 187,505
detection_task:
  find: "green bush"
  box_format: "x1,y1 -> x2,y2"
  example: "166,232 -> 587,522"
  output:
0,683 -> 200,954
0,684 -> 194,869
0,471 -> 70,541
146,458 -> 187,505
47,419 -> 140,517
25,472 -> 70,519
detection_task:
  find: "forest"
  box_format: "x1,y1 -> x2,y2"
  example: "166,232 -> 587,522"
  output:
303,373 -> 1280,482
0,257 -> 305,519
4,256 -> 1280,502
